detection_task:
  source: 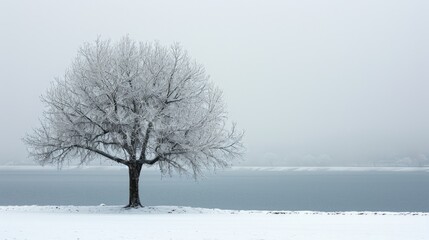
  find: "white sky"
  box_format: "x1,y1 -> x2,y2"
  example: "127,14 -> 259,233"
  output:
0,0 -> 428,166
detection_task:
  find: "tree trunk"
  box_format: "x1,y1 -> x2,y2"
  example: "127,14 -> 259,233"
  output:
125,162 -> 143,208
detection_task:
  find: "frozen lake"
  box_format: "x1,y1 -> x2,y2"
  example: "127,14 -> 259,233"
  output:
1,167 -> 428,212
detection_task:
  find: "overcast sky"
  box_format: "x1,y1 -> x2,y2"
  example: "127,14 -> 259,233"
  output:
0,0 -> 428,166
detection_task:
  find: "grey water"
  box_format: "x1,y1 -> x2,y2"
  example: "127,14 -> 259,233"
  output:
0,168 -> 428,212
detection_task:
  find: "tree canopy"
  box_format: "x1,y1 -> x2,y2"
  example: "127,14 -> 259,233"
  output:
24,37 -> 243,178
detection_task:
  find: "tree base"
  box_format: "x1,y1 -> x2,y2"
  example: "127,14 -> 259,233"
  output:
124,202 -> 143,209
125,163 -> 144,209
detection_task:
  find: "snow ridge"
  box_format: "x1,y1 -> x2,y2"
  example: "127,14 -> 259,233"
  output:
0,205 -> 427,216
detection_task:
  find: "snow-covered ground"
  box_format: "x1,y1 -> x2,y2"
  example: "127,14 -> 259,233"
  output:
0,206 -> 427,240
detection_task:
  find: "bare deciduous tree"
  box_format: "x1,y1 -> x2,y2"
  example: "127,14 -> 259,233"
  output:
24,37 -> 244,208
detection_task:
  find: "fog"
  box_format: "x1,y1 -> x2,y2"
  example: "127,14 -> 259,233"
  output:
0,0 -> 428,166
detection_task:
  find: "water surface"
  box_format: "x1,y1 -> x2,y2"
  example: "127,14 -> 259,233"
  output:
1,167 -> 428,211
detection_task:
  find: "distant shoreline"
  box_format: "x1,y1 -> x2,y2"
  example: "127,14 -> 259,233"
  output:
1,165 -> 429,172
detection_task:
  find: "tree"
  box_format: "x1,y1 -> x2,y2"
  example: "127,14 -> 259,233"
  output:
24,37 -> 244,208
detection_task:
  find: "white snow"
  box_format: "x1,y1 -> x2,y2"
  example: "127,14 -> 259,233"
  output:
0,206 -> 427,240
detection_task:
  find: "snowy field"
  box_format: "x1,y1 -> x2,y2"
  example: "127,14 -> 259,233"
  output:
0,206 -> 427,240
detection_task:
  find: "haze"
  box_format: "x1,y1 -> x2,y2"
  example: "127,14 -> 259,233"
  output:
0,0 -> 428,166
